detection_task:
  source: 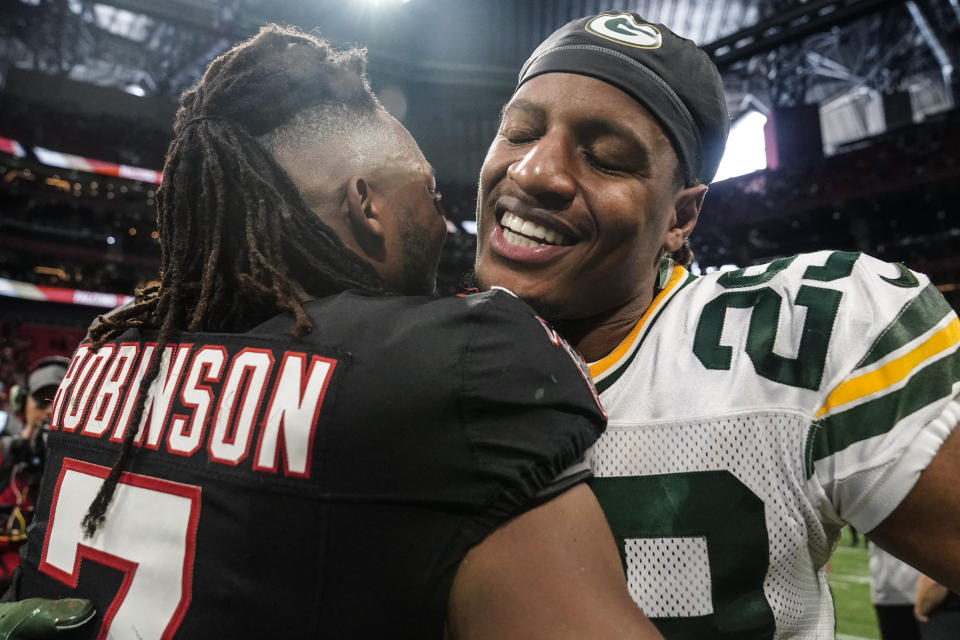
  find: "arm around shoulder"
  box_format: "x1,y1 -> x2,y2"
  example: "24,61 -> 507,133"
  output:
447,483 -> 662,640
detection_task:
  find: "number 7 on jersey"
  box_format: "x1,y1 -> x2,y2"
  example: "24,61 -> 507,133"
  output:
39,458 -> 201,640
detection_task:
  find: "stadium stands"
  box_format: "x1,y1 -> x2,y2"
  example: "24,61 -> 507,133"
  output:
1,23 -> 958,414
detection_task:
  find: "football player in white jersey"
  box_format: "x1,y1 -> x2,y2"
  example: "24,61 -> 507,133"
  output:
475,10 -> 960,639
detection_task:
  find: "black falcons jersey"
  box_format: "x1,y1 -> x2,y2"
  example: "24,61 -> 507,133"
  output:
11,289 -> 605,639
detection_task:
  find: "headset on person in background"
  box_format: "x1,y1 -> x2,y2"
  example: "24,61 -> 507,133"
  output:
0,356 -> 70,544
7,357 -> 70,420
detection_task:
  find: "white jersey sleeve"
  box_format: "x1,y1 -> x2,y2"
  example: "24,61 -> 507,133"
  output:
804,253 -> 960,532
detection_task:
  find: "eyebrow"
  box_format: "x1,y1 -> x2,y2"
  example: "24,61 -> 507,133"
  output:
500,97 -> 654,169
500,98 -> 546,122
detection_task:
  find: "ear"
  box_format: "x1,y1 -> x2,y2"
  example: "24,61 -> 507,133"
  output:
663,183 -> 707,252
344,175 -> 387,260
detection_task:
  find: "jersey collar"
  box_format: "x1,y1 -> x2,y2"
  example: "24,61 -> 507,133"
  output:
588,259 -> 692,387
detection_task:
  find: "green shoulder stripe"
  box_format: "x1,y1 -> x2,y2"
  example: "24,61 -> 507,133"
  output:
857,283 -> 953,369
805,347 -> 960,477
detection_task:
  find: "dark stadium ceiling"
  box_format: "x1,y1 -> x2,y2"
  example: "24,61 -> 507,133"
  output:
2,0 -> 959,180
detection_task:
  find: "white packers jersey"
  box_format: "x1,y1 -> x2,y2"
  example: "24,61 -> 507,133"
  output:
587,250 -> 960,639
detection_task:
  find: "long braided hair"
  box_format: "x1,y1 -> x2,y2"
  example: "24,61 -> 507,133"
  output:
82,25 -> 385,536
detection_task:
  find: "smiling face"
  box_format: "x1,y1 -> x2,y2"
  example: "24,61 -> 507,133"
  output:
475,72 -> 691,323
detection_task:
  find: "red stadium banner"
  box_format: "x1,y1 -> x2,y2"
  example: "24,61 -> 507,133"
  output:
0,136 -> 27,158
0,278 -> 133,309
32,146 -> 161,185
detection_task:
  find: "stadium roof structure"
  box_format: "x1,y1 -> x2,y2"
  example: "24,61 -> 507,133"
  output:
2,0 -> 959,183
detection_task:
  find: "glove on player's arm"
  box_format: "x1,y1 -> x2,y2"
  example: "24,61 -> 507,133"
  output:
0,598 -> 94,640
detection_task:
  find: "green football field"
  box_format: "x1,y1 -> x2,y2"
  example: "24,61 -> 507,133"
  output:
830,527 -> 880,640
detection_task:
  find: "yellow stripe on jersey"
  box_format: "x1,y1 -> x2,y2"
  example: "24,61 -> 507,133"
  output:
817,316 -> 960,417
589,264 -> 686,380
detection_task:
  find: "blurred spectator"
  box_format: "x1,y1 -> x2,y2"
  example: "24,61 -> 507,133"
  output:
0,322 -> 30,401
0,356 -> 68,591
915,575 -> 960,640
850,525 -> 866,548
869,542 -> 921,640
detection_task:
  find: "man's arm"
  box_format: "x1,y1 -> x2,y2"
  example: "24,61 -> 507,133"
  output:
447,483 -> 661,640
868,424 -> 960,591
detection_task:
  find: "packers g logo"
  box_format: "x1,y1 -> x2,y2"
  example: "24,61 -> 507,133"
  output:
585,13 -> 662,49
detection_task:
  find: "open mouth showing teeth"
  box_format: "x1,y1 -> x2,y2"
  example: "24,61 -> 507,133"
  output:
500,211 -> 574,248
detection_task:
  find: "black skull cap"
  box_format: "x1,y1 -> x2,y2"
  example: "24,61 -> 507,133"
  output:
517,12 -> 730,184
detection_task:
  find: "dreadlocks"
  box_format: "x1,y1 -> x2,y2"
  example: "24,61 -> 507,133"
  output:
82,25 -> 386,536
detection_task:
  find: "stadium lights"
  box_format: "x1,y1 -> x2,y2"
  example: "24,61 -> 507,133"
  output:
44,177 -> 71,192
703,264 -> 741,274
713,110 -> 768,182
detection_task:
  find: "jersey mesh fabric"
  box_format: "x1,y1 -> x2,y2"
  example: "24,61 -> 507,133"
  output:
593,411 -> 834,637
625,537 -> 712,617
588,251 -> 960,639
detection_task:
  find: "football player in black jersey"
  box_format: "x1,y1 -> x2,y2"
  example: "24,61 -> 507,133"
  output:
1,25 -> 659,640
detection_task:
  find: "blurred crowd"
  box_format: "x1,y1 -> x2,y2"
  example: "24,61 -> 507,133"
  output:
1,102 -> 959,410
0,95 -> 169,170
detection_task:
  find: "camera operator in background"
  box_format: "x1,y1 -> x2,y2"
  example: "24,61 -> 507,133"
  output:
0,357 -> 68,590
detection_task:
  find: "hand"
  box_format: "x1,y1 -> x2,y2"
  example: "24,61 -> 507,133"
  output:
0,599 -> 94,640
914,574 -> 949,622
17,423 -> 39,445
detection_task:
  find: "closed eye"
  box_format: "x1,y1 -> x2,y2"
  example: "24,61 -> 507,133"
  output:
430,189 -> 447,216
583,152 -> 623,176
504,132 -> 538,145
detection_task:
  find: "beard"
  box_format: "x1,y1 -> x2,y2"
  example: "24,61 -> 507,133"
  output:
395,215 -> 440,296
468,268 -> 570,322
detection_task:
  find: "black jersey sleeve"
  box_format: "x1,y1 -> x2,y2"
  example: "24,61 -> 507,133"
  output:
454,289 -> 606,541
239,290 -> 607,636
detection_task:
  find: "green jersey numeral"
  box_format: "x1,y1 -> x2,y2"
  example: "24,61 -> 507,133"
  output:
590,471 -> 775,639
693,252 -> 860,390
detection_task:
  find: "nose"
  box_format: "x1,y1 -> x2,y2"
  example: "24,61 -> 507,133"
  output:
506,132 -> 576,206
